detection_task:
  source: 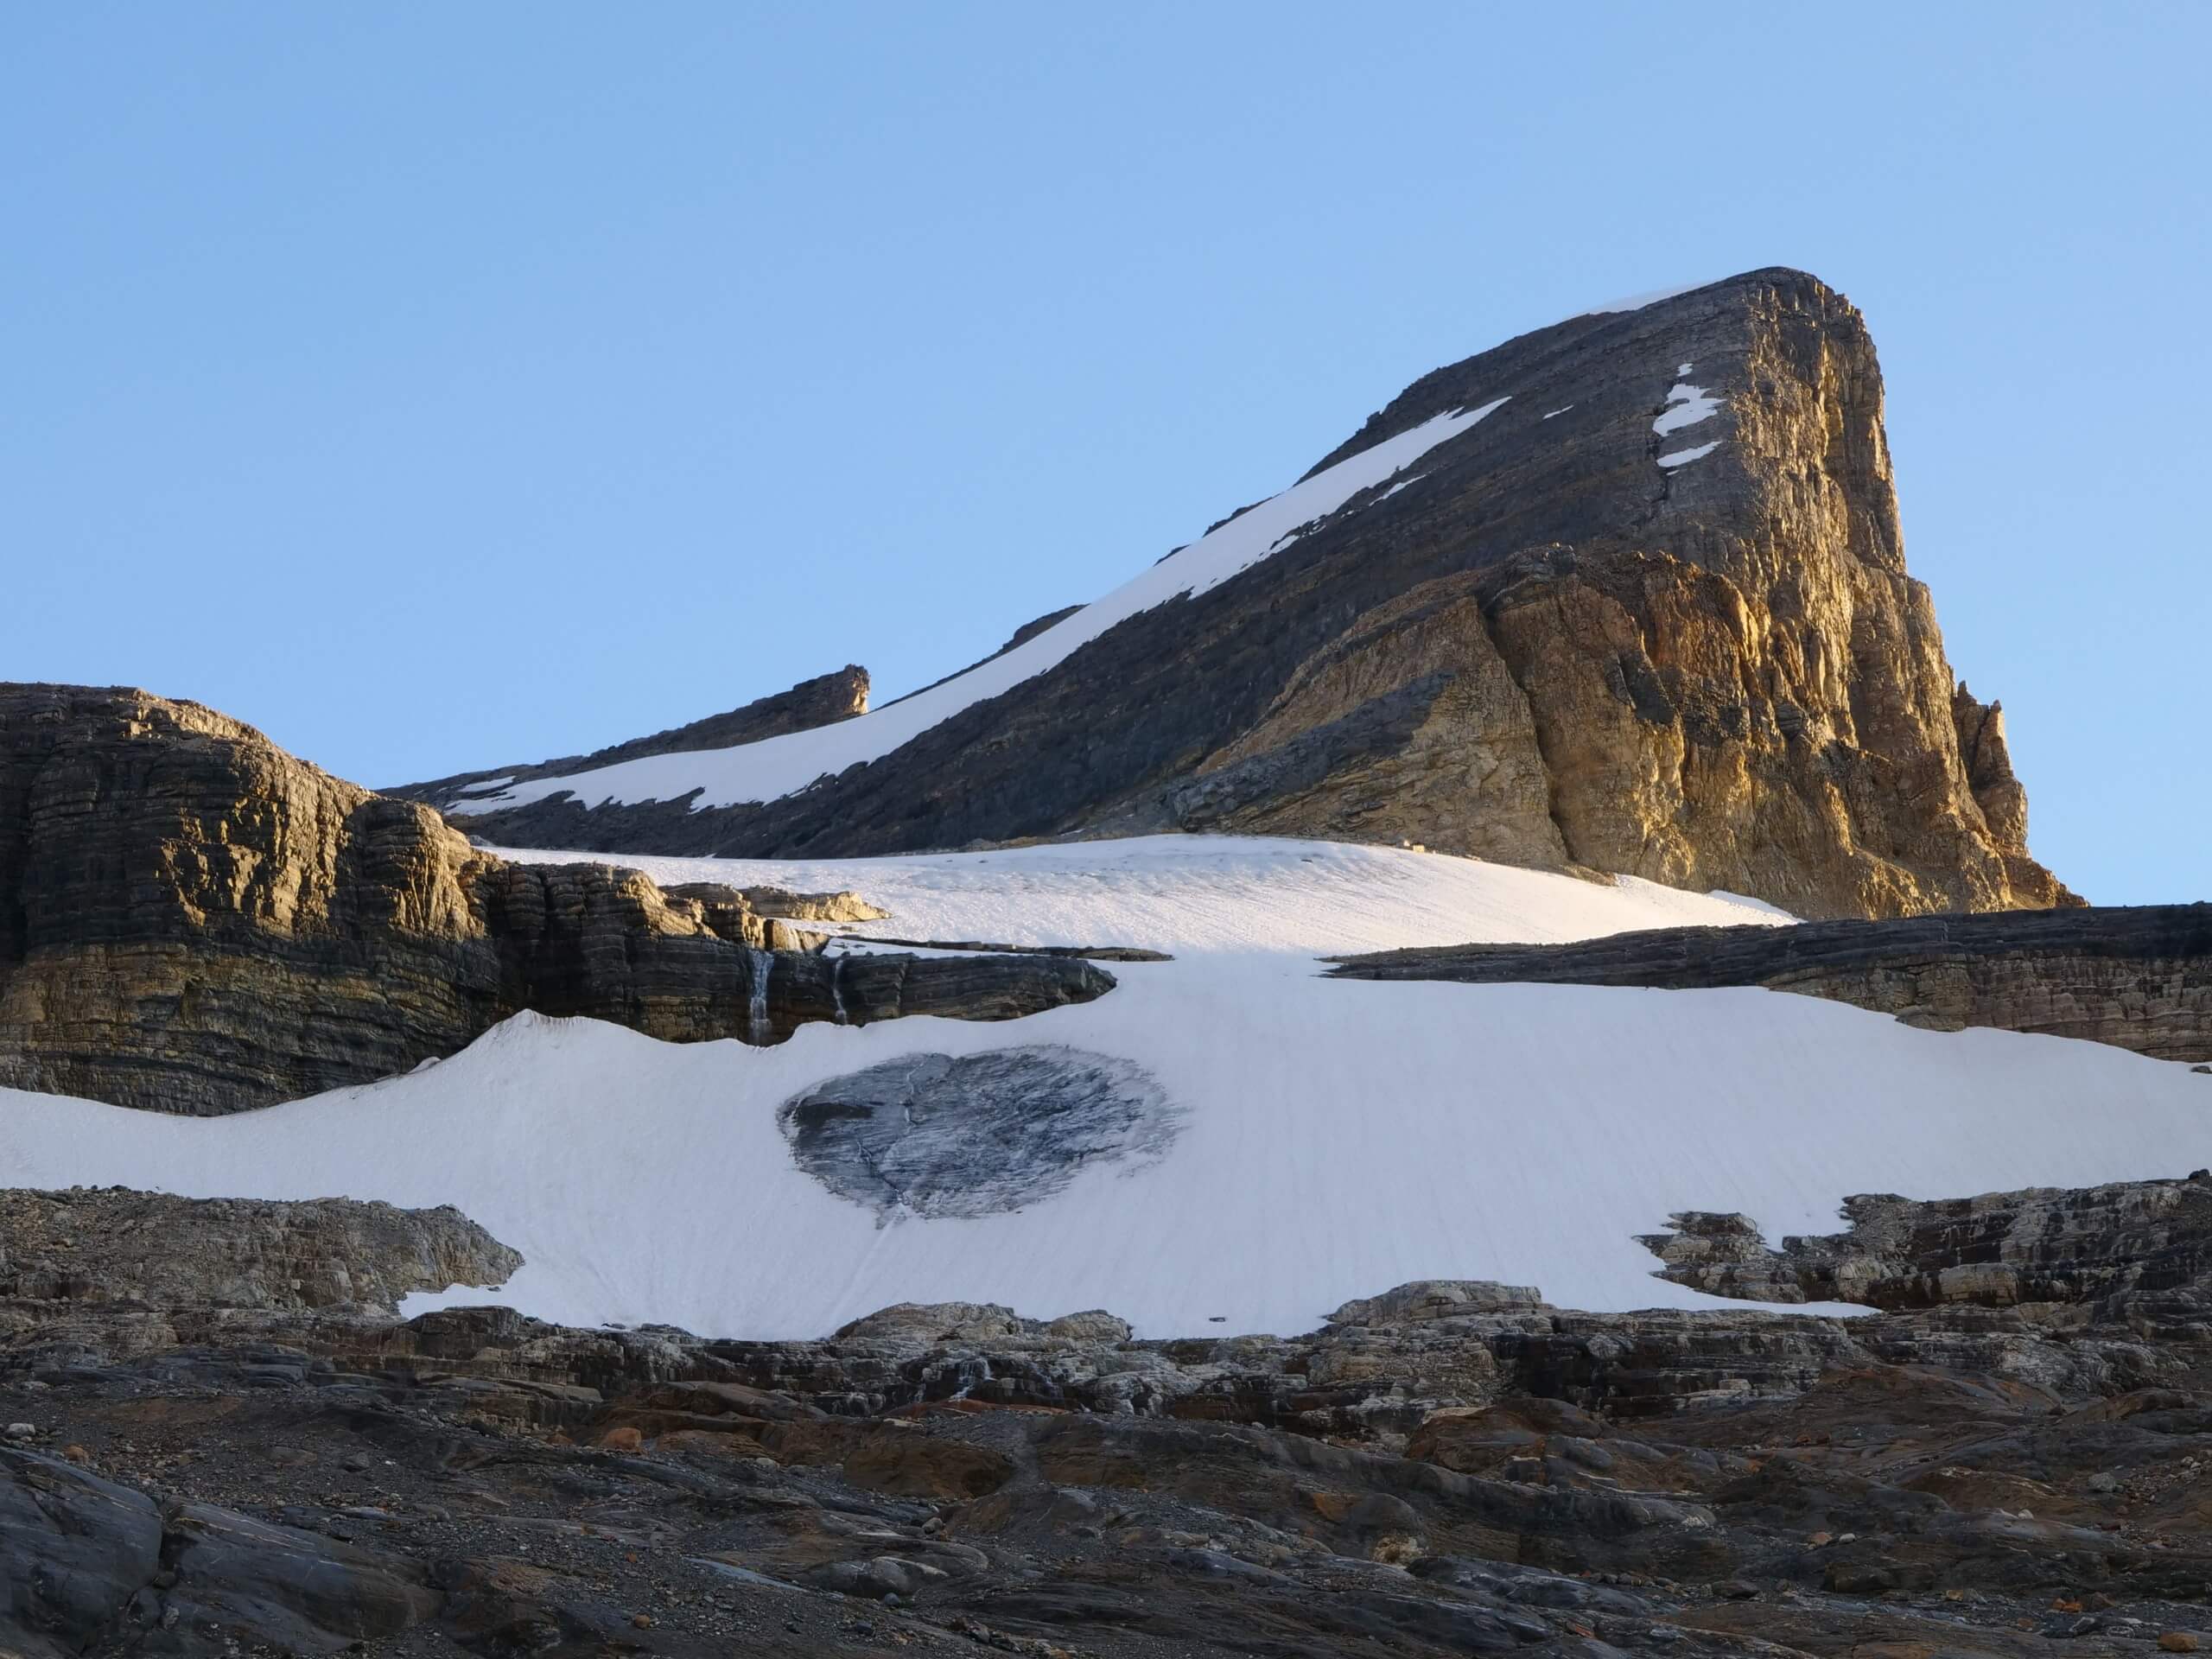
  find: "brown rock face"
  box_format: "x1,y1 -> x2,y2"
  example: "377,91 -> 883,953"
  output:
0,684 -> 1112,1115
1173,280 -> 2076,916
1170,574 -> 1567,867
425,271 -> 2073,919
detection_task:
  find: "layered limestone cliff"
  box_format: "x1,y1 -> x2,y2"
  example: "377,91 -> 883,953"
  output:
0,684 -> 1110,1115
413,271 -> 2072,919
1330,903 -> 2212,1063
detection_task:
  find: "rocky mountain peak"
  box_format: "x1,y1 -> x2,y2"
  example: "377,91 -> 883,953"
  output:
416,270 -> 2065,918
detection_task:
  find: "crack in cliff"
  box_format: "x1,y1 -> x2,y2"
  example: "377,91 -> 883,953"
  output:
1470,577 -> 1586,868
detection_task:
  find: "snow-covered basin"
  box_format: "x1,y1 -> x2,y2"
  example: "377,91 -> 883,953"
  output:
3,836 -> 2204,1339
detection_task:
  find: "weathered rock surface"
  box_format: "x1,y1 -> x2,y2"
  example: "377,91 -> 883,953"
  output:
1331,900 -> 2212,1062
728,885 -> 890,923
0,1187 -> 518,1319
423,270 -> 2072,920
0,684 -> 1112,1114
396,664 -> 870,810
1645,1173 -> 2212,1313
13,1173 -> 2212,1655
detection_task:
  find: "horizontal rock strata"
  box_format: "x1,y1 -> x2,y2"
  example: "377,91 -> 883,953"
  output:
1331,901 -> 2212,1061
0,684 -> 1110,1114
1644,1173 -> 2212,1313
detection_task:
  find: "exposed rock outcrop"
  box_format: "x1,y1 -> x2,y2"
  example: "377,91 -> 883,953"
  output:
13,1174 -> 2212,1655
0,684 -> 1112,1115
421,271 -> 2072,919
721,884 -> 889,922
1644,1173 -> 2212,1313
1331,901 -> 2212,1062
0,1187 -> 518,1319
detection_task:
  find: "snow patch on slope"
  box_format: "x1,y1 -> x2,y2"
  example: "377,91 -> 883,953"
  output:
1658,441 -> 1723,469
1653,381 -> 1722,437
451,404 -> 1508,817
7,833 -> 2202,1341
4,972 -> 2203,1341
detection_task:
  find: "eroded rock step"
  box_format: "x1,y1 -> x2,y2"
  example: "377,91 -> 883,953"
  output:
1332,901 -> 2212,1062
0,683 -> 1113,1115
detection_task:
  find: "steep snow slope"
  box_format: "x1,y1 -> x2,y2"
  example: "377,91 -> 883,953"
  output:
447,404 -> 1506,816
3,836 -> 2202,1340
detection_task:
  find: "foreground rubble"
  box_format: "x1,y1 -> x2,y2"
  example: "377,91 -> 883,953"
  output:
10,1184 -> 2212,1655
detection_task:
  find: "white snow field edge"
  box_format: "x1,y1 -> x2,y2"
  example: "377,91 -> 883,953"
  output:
501,835 -> 1798,957
448,403 -> 1508,816
5,835 -> 2208,1342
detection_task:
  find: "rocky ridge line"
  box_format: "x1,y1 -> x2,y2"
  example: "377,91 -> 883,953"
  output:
1330,900 -> 2212,1062
397,664 -> 870,809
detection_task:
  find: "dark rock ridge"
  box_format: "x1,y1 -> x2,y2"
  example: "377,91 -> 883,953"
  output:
1330,901 -> 2212,1062
421,270 -> 2071,921
15,1175 -> 2212,1653
394,663 -> 869,810
0,684 -> 1111,1115
1644,1173 -> 2212,1312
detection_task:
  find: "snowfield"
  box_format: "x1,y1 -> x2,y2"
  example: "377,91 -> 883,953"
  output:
518,835 -> 1797,957
4,836 -> 2206,1340
446,404 -> 1508,816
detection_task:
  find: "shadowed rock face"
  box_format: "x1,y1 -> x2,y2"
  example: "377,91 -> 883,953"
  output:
421,270 -> 2071,920
0,684 -> 1113,1115
1329,902 -> 2212,1062
779,1047 -> 1179,1221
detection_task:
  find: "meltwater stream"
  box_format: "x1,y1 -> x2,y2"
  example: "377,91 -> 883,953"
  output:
747,950 -> 773,1046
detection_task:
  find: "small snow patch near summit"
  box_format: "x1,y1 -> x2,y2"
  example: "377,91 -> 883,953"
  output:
1658,441 -> 1722,469
1653,381 -> 1723,437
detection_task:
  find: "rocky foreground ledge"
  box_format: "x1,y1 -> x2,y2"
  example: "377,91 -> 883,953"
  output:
14,1181 -> 2212,1655
1332,901 -> 2212,1063
0,684 -> 1110,1115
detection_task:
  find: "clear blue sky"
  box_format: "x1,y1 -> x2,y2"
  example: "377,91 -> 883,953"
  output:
4,6 -> 2204,904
